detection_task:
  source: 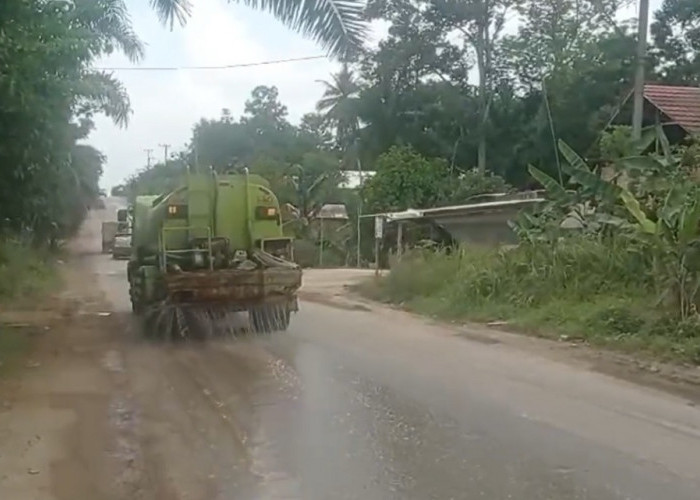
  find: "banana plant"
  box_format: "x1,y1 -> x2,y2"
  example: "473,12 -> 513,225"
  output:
524,139 -> 625,237
620,182 -> 700,319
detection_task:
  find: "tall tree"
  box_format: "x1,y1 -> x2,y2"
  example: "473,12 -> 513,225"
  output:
299,112 -> 334,149
0,0 -> 140,242
429,0 -> 519,173
242,85 -> 290,132
501,0 -> 626,92
358,0 -> 473,167
316,64 -> 361,165
652,0 -> 700,84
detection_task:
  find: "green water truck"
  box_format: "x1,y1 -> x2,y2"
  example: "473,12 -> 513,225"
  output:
125,169 -> 302,336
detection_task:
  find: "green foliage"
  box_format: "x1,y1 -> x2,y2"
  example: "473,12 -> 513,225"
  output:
362,145 -> 509,213
619,176 -> 700,319
519,129 -> 700,323
351,0 -> 692,187
652,0 -> 700,85
502,0 -> 626,91
383,237 -> 648,309
0,327 -> 31,378
316,64 -> 361,154
367,128 -> 700,364
0,241 -> 57,300
599,125 -> 659,161
125,160 -> 188,199
449,168 -> 511,203
369,240 -> 700,364
0,0 -> 139,244
362,146 -> 454,212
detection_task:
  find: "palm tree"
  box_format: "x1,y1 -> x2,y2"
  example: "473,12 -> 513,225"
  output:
284,163 -> 331,222
316,64 -> 361,152
149,0 -> 366,57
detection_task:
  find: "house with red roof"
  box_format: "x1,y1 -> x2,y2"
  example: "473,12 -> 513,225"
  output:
610,83 -> 700,143
595,84 -> 700,187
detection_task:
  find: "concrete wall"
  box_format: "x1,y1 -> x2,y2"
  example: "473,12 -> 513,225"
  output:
426,208 -> 523,247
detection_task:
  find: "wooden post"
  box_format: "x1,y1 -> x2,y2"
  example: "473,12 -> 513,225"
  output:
319,218 -> 324,267
374,237 -> 380,277
374,215 -> 383,277
397,221 -> 403,260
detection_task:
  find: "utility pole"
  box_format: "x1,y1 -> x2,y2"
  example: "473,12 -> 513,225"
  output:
159,143 -> 171,165
144,148 -> 154,168
354,134 -> 363,269
632,0 -> 650,140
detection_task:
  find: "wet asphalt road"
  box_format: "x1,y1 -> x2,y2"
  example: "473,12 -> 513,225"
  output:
93,199 -> 700,500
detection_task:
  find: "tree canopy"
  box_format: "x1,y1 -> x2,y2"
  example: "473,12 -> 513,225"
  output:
124,0 -> 700,216
7,0 -> 696,250
0,0 -> 140,244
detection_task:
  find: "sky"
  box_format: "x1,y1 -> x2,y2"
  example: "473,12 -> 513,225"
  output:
91,0 -> 663,191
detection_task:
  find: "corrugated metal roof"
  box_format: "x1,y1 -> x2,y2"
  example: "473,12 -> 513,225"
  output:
317,203 -> 349,220
376,191 -> 546,221
644,84 -> 700,133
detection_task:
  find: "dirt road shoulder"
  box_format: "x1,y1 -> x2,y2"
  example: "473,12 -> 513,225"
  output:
0,252 -> 144,500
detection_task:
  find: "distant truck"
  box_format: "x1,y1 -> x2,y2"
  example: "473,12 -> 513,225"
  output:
102,208 -> 130,253
101,221 -> 119,253
112,232 -> 132,259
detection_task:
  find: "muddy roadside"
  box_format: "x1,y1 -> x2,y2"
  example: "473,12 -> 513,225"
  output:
0,249 -> 149,500
299,269 -> 700,404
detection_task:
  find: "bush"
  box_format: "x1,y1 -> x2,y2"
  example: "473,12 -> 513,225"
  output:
293,238 -> 347,268
0,240 -> 57,301
386,236 -> 648,309
364,132 -> 700,364
369,235 -> 700,363
383,248 -> 462,302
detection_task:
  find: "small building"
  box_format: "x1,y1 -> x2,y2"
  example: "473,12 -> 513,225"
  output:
377,191 -> 546,251
611,84 -> 700,142
601,84 -> 700,187
316,203 -> 349,220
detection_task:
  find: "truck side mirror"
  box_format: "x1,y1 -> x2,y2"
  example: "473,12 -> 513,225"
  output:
117,209 -> 128,222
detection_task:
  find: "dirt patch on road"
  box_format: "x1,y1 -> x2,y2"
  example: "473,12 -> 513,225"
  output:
298,290 -> 372,312
0,255 -> 146,500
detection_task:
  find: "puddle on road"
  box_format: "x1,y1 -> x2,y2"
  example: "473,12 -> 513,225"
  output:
102,349 -> 146,496
100,350 -> 125,374
107,394 -> 144,494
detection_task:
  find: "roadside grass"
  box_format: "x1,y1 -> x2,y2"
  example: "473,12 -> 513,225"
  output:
356,241 -> 700,365
0,240 -> 61,377
0,328 -> 33,377
0,240 -> 59,301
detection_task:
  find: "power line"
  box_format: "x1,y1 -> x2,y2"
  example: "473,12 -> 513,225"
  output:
96,54 -> 327,72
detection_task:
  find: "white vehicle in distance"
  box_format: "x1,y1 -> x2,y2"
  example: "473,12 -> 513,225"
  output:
112,233 -> 131,260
